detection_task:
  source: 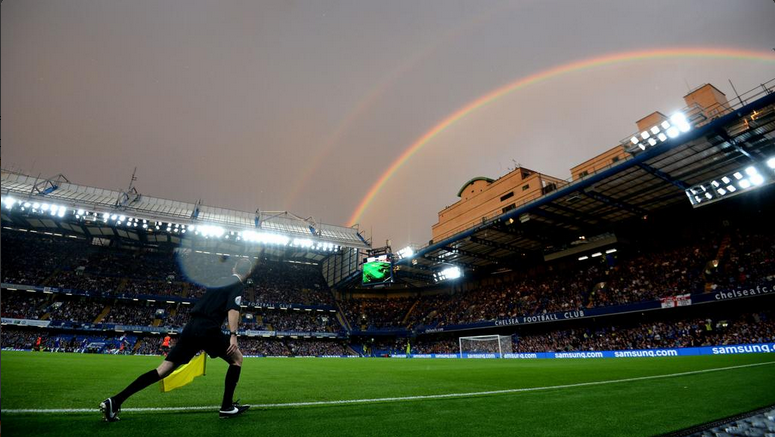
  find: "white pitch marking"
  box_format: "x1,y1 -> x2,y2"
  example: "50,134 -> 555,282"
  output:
4,361 -> 773,414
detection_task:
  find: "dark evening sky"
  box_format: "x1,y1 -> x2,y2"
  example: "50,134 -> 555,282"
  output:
3,0 -> 774,249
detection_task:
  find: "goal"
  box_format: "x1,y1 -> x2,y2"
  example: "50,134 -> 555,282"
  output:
459,335 -> 512,357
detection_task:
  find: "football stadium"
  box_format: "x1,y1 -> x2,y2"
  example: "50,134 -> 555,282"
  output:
3,3 -> 775,437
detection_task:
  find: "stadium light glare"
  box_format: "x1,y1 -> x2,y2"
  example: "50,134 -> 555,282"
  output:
750,174 -> 764,186
119,215 -> 126,221
3,197 -> 16,209
578,256 -> 589,261
647,138 -> 657,146
32,202 -> 41,210
657,133 -> 667,142
660,121 -> 670,129
57,209 -> 65,218
24,202 -> 32,208
670,112 -> 691,132
640,131 -> 650,140
768,157 -> 775,169
591,252 -> 602,258
110,214 -> 118,221
745,166 -> 758,177
666,126 -> 680,138
630,136 -> 639,145
441,266 -> 462,280
739,179 -> 752,189
77,209 -> 85,216
721,176 -> 730,184
733,172 -> 743,180
726,185 -> 736,193
605,248 -> 617,254
717,188 -> 726,195
397,246 -> 414,259
41,203 -> 50,211
650,126 -> 660,135
143,224 -> 148,229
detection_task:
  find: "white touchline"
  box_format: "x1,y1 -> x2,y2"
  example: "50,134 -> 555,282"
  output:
4,361 -> 774,414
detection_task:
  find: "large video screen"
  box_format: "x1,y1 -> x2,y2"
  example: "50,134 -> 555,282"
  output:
362,254 -> 393,286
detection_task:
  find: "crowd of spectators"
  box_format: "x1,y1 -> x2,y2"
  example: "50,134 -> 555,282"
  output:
286,339 -> 352,356
341,297 -> 415,330
1,293 -> 51,320
410,311 -> 774,354
47,300 -> 107,324
242,311 -> 341,333
239,338 -> 291,356
719,231 -> 775,287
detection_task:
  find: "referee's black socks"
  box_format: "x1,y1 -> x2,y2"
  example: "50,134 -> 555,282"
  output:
221,365 -> 242,409
114,369 -> 162,405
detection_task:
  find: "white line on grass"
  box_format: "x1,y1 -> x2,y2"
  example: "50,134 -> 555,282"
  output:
5,360 -> 773,414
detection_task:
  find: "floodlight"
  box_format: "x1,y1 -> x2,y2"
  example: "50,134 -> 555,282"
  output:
726,185 -> 736,192
739,179 -> 751,189
640,131 -> 650,140
717,188 -> 726,195
660,121 -> 671,129
705,192 -> 712,199
32,202 -> 41,209
721,177 -> 730,184
605,248 -> 617,254
3,197 -> 16,209
711,180 -> 720,187
24,202 -> 32,208
77,209 -> 85,215
666,126 -> 680,138
670,112 -> 690,132
745,166 -> 758,176
750,174 -> 764,186
591,252 -> 602,258
119,215 -> 126,221
441,267 -> 462,280
650,126 -> 660,135
57,209 -> 65,218
768,157 -> 775,169
647,138 -> 657,146
657,133 -> 667,142
110,214 -> 118,220
143,224 -> 148,229
41,203 -> 50,211
630,136 -> 639,145
578,256 -> 589,261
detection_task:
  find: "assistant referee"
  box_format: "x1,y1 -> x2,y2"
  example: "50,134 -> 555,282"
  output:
101,258 -> 253,421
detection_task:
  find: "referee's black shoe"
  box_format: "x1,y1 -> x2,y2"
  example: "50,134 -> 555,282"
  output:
219,401 -> 250,419
99,397 -> 120,422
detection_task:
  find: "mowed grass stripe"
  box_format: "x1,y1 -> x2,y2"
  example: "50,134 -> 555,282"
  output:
3,358 -> 774,414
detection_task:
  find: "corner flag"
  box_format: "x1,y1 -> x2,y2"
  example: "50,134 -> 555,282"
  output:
159,353 -> 206,393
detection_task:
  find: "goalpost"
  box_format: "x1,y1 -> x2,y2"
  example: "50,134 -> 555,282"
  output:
459,335 -> 512,357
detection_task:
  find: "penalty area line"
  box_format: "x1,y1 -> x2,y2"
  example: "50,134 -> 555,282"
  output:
5,360 -> 774,414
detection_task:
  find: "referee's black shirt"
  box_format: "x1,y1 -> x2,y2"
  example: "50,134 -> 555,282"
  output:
190,274 -> 245,327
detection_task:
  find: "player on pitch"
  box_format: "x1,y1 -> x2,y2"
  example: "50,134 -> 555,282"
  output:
100,258 -> 253,421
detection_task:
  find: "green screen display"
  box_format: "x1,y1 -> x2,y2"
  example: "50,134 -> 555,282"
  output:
362,261 -> 392,285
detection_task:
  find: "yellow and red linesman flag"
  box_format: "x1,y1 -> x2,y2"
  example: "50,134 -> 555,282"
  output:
159,353 -> 206,393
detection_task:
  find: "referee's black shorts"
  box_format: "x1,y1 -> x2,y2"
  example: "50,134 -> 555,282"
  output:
165,318 -> 230,365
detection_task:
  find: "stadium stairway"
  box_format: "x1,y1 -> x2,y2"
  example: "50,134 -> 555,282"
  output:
334,300 -> 352,331
93,304 -> 111,324
705,234 -> 732,292
401,299 -> 420,327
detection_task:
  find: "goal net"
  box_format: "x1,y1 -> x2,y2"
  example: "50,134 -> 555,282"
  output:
459,335 -> 512,357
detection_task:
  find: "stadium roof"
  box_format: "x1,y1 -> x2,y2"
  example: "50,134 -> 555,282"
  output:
0,170 -> 370,257
393,79 -> 775,288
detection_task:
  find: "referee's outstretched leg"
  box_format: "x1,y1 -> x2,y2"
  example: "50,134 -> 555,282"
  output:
100,259 -> 253,421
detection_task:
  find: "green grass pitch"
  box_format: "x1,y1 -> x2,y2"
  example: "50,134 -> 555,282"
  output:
2,352 -> 775,436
